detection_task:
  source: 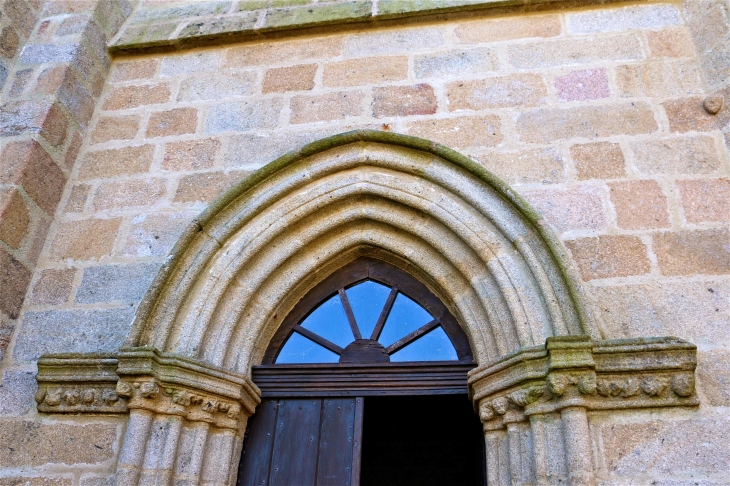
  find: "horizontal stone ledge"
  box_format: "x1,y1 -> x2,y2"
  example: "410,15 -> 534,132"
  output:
109,0 -> 621,54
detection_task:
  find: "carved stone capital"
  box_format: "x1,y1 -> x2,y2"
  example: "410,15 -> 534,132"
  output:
36,354 -> 127,414
469,336 -> 698,429
36,347 -> 262,431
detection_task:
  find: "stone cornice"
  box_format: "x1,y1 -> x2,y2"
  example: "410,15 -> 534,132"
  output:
468,336 -> 698,429
109,0 -> 623,54
35,347 -> 261,431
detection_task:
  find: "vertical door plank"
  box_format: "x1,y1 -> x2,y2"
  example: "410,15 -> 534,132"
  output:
270,399 -> 322,486
316,398 -> 357,486
237,399 -> 279,486
350,397 -> 364,486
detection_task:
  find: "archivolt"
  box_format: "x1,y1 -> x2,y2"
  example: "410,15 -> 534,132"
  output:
127,131 -> 598,372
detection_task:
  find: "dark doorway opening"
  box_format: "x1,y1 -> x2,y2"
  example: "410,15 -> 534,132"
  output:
360,395 -> 485,486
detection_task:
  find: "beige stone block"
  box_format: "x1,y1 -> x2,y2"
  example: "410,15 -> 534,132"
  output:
122,211 -> 197,258
290,91 -> 365,124
0,247 -> 31,319
146,108 -> 198,138
0,477 -> 72,485
174,171 -> 252,203
508,34 -> 643,69
446,74 -> 546,111
615,61 -> 703,98
178,72 -> 258,101
517,103 -> 657,143
609,180 -> 670,230
677,178 -> 730,223
91,178 -> 168,211
404,116 -> 502,150
554,69 -> 610,102
592,279 -> 730,344
475,147 -> 565,185
654,229 -> 730,276
50,218 -> 122,260
571,142 -> 626,180
29,268 -> 76,306
521,185 -> 606,233
697,348 -> 730,406
663,97 -> 720,133
566,235 -> 650,280
91,115 -> 140,144
599,418 -> 730,477
65,184 -> 90,213
79,145 -> 155,180
630,135 -> 722,175
647,27 -> 696,58
414,47 -> 499,79
0,188 -> 30,249
372,84 -> 437,118
0,420 -> 116,467
110,59 -> 159,82
263,64 -> 317,93
102,83 -> 171,111
323,56 -> 408,87
343,26 -> 446,57
163,138 -> 221,171
455,14 -> 561,44
225,36 -> 343,69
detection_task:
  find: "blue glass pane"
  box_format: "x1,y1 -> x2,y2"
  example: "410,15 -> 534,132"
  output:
345,280 -> 391,339
300,293 -> 353,348
378,293 -> 433,347
390,326 -> 458,362
275,332 -> 340,364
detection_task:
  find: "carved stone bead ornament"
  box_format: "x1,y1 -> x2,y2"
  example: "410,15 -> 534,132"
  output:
469,336 -> 698,429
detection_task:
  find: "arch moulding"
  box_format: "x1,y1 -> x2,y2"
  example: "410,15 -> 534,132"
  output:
35,131 -> 698,486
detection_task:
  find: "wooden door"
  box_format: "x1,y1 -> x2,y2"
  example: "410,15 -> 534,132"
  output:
237,397 -> 363,486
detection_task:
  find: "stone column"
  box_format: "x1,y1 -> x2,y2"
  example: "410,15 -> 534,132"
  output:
560,407 -> 594,486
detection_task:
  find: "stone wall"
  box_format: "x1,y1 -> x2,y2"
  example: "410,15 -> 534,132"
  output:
0,0 -> 729,484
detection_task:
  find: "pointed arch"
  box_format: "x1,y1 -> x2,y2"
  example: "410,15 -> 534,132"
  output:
126,130 -> 598,373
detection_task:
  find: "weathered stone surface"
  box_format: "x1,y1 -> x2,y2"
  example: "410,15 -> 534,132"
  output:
0,370 -> 36,416
178,12 -> 258,39
20,42 -> 78,64
163,138 -> 221,171
102,83 -> 171,111
663,97 -> 719,133
475,147 -> 565,185
600,418 -> 729,477
647,27 -> 696,58
160,51 -> 221,77
554,69 -> 610,102
592,280 -> 730,344
0,99 -> 67,146
447,74 -> 546,110
609,180 -> 670,230
290,91 -> 365,124
14,307 -> 135,360
324,56 -> 408,87
146,108 -> 198,138
0,247 -> 31,319
263,1 -> 372,29
677,178 -> 730,223
0,420 -> 117,466
414,47 -> 499,79
29,268 -> 76,306
571,142 -> 626,180
262,63 -> 317,93
76,263 -> 160,304
566,4 -> 681,34
91,115 -> 140,144
521,186 -> 606,234
0,477 -> 72,486
65,184 -> 91,213
455,14 -> 561,44
0,188 -> 30,249
697,348 -> 730,406
372,84 -> 437,117
122,212 -> 197,258
508,34 -> 643,69
631,135 -> 722,175
178,71 -> 257,101
173,171 -> 251,203
405,116 -> 502,149
616,61 -> 703,98
110,59 -> 158,82
344,26 -> 446,57
653,229 -> 730,276
225,36 -> 343,68
79,144 -> 155,180
517,103 -> 657,143
91,178 -> 168,211
566,236 -> 650,280
205,99 -> 283,133
49,218 -> 122,261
